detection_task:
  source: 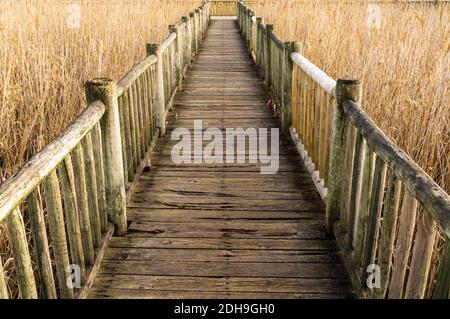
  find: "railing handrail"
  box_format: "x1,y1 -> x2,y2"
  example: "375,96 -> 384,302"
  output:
117,55 -> 158,96
290,52 -> 337,98
343,100 -> 450,235
0,100 -> 105,222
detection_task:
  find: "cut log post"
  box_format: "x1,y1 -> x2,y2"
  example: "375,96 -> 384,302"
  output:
85,79 -> 127,236
43,170 -> 74,299
5,207 -> 38,298
26,188 -> 57,298
325,79 -> 362,234
147,44 -> 166,137
169,25 -> 183,91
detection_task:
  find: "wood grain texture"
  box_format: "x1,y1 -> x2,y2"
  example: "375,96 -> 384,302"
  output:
88,18 -> 351,299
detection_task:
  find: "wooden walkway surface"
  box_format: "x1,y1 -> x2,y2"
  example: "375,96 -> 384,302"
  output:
88,18 -> 352,299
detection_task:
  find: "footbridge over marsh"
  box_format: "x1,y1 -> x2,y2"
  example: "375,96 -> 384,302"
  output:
0,1 -> 448,299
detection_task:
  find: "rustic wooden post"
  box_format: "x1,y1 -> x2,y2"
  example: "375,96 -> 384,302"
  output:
85,79 -> 127,236
325,79 -> 362,234
169,25 -> 183,91
265,25 -> 274,89
147,44 -> 166,136
5,207 -> 38,298
281,41 -> 297,135
248,11 -> 254,49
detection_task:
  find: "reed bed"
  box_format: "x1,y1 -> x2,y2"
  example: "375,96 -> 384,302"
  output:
0,0 -> 200,298
251,0 -> 449,194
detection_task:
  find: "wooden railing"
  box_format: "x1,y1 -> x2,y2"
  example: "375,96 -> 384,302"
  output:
0,2 -> 210,299
238,0 -> 450,299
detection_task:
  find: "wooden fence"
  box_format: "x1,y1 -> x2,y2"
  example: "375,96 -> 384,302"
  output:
237,0 -> 450,299
0,2 -> 209,299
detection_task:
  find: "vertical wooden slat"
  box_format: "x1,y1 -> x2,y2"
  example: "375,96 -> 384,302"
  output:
132,81 -> 144,160
26,188 -> 57,298
433,239 -> 450,298
340,125 -> 356,230
141,71 -> 151,152
81,134 -> 102,249
91,123 -> 108,232
324,95 -> 334,186
57,156 -> 86,285
43,171 -> 74,299
318,88 -> 327,176
117,94 -> 129,185
374,172 -> 401,299
388,191 -> 418,298
265,25 -> 273,90
354,145 -> 375,263
71,144 -> 95,266
5,207 -> 38,298
361,156 -> 387,287
127,87 -> 139,175
0,255 -> 8,299
405,209 -> 437,298
347,131 -> 365,250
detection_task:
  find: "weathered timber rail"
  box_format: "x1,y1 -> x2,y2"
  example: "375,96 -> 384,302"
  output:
0,0 -> 448,299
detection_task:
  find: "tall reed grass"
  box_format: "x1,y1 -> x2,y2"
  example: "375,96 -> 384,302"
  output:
251,0 -> 449,194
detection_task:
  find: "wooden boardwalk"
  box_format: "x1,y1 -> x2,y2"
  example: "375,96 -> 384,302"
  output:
88,18 -> 352,299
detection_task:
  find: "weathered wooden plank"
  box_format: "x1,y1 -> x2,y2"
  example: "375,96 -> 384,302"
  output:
126,208 -> 324,222
126,220 -> 327,239
92,274 -> 350,294
98,260 -> 347,278
88,288 -> 348,299
104,247 -> 341,263
109,236 -> 339,251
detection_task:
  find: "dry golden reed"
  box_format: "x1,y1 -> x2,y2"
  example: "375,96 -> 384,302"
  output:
0,0 -> 201,180
251,0 -> 449,193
